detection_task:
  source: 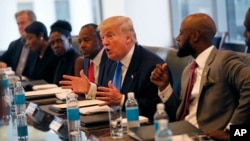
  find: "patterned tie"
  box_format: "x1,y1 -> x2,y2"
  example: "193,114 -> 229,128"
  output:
113,61 -> 122,91
180,61 -> 197,120
88,61 -> 94,83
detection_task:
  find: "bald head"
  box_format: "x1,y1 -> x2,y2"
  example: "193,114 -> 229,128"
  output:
176,13 -> 217,58
182,13 -> 217,42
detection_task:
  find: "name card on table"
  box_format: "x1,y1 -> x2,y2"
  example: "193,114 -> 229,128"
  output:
49,116 -> 68,140
26,102 -> 38,116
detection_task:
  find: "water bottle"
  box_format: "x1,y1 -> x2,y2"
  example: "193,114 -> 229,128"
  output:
125,92 -> 140,130
0,71 -> 11,105
9,76 -> 17,114
14,81 -> 28,140
155,119 -> 172,141
66,93 -> 82,141
154,103 -> 168,134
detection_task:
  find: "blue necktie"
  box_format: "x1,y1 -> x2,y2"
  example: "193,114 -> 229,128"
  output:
113,61 -> 122,91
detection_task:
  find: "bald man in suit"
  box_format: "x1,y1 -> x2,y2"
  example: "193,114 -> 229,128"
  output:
151,13 -> 250,141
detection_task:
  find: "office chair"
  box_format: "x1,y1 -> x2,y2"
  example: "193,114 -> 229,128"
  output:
213,32 -> 228,50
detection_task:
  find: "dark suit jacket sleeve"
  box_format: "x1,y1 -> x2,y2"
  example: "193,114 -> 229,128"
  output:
0,38 -> 23,71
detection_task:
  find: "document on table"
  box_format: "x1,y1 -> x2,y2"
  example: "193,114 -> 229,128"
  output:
80,105 -> 112,115
25,87 -> 72,97
32,84 -> 58,90
122,116 -> 149,126
51,99 -> 105,109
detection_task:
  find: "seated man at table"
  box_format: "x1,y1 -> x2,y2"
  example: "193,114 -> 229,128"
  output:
74,23 -> 115,99
60,16 -> 177,121
150,13 -> 250,140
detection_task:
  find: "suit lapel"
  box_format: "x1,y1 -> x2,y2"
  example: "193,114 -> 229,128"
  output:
199,48 -> 217,94
121,44 -> 140,93
83,58 -> 90,76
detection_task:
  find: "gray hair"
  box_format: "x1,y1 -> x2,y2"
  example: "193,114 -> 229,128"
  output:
15,9 -> 36,22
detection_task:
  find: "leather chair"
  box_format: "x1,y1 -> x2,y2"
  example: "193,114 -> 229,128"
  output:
213,32 -> 228,50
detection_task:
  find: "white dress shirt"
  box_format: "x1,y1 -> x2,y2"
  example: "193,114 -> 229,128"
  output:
87,45 -> 135,106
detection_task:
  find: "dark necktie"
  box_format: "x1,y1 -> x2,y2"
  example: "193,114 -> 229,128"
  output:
180,61 -> 197,120
113,61 -> 122,91
88,61 -> 94,83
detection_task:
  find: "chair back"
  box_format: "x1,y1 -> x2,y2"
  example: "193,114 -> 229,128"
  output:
213,32 -> 228,50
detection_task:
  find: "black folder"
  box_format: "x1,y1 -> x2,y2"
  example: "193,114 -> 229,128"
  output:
128,121 -> 203,141
80,113 -> 110,127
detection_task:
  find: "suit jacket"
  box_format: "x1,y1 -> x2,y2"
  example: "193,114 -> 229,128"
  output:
53,48 -> 80,85
0,38 -> 36,74
82,50 -> 113,84
23,46 -> 59,83
176,48 -> 250,132
101,44 -> 176,121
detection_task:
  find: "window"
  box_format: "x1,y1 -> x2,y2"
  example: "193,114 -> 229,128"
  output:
170,0 -> 249,45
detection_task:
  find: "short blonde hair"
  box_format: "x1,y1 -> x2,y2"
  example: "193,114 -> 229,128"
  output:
99,16 -> 137,43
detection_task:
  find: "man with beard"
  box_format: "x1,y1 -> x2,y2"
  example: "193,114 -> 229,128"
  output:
150,13 -> 250,141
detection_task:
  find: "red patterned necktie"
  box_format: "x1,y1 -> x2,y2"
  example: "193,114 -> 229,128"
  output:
180,61 -> 197,120
88,61 -> 94,83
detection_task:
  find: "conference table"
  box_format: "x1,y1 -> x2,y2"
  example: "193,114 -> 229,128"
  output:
0,79 -> 206,141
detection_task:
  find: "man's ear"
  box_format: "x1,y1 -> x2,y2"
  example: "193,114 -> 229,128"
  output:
192,31 -> 200,42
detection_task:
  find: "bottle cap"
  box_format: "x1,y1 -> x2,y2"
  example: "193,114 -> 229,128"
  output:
127,92 -> 134,98
157,103 -> 165,110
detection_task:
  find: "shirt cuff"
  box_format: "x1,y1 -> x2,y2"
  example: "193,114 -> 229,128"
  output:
225,123 -> 232,131
158,84 -> 173,103
120,95 -> 125,107
85,82 -> 97,99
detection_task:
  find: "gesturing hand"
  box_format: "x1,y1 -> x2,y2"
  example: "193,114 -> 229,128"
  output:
59,70 -> 91,94
96,80 -> 123,106
150,63 -> 170,91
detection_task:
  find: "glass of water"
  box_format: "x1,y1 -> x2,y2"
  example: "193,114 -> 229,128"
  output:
109,105 -> 123,139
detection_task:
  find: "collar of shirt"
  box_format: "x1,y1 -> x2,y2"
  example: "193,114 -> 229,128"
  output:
120,44 -> 135,69
119,44 -> 135,85
195,45 -> 214,69
92,48 -> 104,66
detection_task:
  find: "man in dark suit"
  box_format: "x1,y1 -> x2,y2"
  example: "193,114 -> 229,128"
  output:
150,13 -> 250,140
60,16 -> 176,121
74,23 -> 114,99
0,10 -> 36,75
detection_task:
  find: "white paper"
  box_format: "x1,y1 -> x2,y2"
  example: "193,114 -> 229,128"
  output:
25,87 -> 71,96
122,116 -> 149,127
80,105 -> 112,115
56,91 -> 73,100
51,99 -> 105,109
32,84 -> 58,90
